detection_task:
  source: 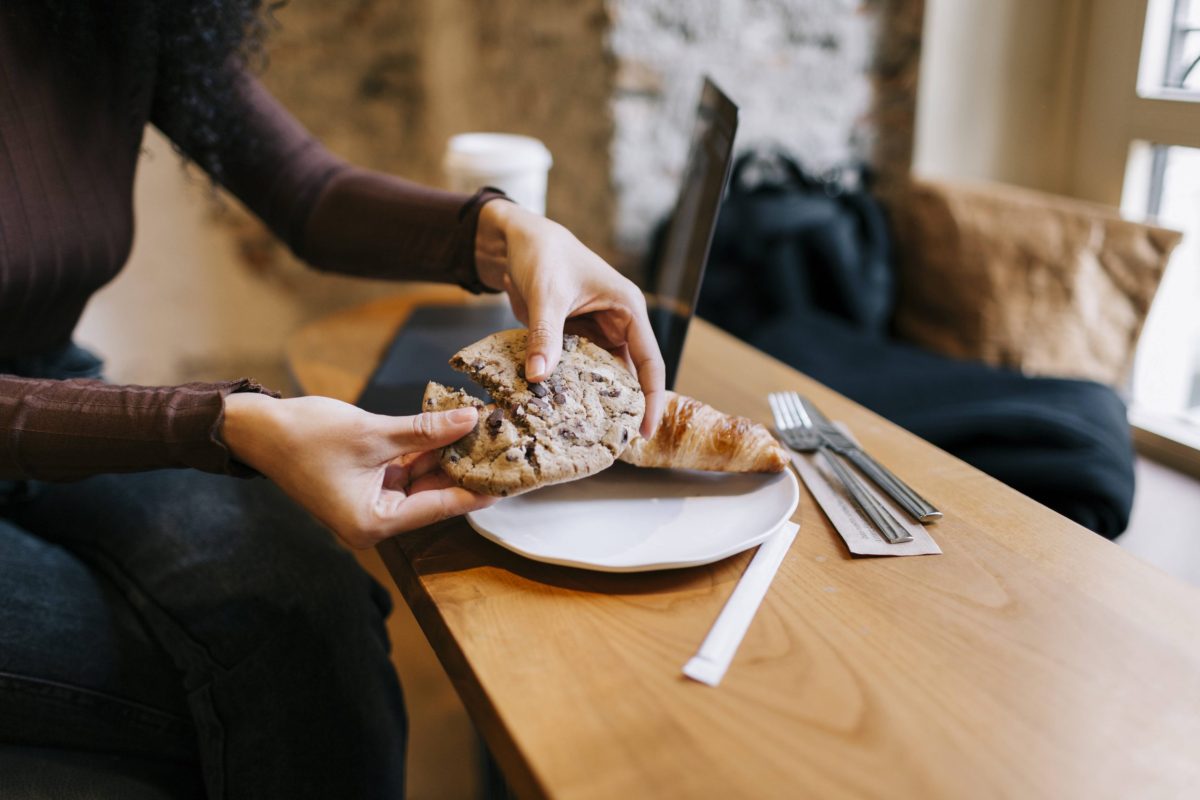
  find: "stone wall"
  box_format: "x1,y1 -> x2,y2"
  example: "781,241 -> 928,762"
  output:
608,0 -> 922,253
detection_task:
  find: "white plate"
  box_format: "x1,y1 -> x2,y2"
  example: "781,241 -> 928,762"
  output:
465,463 -> 800,572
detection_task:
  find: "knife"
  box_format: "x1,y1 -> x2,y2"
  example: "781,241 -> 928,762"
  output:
799,397 -> 942,523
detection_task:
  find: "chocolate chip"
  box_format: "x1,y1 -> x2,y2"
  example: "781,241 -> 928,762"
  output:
561,429 -> 577,440
529,382 -> 549,398
487,408 -> 504,430
448,453 -> 460,463
553,392 -> 567,405
528,398 -> 550,413
604,388 -> 621,398
590,372 -> 605,382
621,429 -> 629,444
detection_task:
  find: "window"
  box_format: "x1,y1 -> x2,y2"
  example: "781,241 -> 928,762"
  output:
1141,0 -> 1200,95
1071,0 -> 1200,466
1119,1 -> 1200,460
1123,144 -> 1200,436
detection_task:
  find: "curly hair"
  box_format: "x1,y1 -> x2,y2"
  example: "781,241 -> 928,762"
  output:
152,1 -> 280,183
35,0 -> 279,184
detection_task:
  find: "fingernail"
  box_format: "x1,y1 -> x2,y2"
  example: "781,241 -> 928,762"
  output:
449,407 -> 477,424
528,355 -> 546,380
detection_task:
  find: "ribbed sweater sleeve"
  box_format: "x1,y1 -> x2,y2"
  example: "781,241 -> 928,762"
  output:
0,12 -> 286,481
0,377 -> 279,481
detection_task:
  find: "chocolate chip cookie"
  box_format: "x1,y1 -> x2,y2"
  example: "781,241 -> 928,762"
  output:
424,329 -> 644,497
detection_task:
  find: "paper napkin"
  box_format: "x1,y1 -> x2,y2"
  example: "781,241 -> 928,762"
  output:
790,449 -> 941,557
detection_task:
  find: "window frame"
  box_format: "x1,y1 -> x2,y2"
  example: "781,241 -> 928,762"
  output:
1068,0 -> 1200,472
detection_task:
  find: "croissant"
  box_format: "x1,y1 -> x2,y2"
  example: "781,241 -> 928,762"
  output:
619,391 -> 789,473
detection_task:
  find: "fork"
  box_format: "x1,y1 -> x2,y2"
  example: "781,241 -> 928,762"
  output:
769,392 -> 913,545
794,394 -> 941,523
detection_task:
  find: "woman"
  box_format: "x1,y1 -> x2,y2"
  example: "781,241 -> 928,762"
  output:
0,3 -> 664,797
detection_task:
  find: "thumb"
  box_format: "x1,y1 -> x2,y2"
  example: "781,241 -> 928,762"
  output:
525,308 -> 566,383
388,407 -> 479,452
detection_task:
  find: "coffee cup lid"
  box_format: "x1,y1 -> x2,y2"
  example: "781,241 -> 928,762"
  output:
443,133 -> 553,175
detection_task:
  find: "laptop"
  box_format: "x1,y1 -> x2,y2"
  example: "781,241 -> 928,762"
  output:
357,77 -> 739,414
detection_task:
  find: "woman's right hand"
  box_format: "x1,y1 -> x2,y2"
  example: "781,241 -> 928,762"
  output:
220,393 -> 495,549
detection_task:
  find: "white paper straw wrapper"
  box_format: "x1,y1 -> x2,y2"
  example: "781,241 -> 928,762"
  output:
683,520 -> 800,687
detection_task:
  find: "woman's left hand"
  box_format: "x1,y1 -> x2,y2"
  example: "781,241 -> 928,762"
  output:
475,201 -> 666,438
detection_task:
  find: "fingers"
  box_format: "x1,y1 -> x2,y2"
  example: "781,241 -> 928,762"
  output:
388,407 -> 478,451
626,311 -> 667,439
378,486 -> 497,535
505,276 -> 530,325
383,454 -> 451,493
610,342 -> 635,374
407,469 -> 459,494
382,448 -> 445,491
404,449 -> 445,481
525,300 -> 567,383
382,463 -> 411,492
563,314 -> 607,346
347,467 -> 494,547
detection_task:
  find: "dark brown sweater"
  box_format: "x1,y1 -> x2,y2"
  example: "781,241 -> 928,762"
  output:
0,10 -> 499,480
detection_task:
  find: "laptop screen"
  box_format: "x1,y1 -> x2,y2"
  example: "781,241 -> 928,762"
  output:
647,77 -> 739,389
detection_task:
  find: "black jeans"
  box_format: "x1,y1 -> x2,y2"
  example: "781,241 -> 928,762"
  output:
0,346 -> 407,798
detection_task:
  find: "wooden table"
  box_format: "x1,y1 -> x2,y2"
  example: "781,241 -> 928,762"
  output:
287,290 -> 1200,799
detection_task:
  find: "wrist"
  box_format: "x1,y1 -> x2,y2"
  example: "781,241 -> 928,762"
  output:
475,199 -> 517,291
221,392 -> 280,472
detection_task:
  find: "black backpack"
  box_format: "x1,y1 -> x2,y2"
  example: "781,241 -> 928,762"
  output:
691,150 -> 895,339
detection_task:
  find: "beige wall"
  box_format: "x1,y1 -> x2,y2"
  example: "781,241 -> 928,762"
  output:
74,129 -> 398,389
913,0 -> 1087,195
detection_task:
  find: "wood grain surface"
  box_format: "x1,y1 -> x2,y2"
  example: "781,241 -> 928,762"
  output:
288,292 -> 1200,800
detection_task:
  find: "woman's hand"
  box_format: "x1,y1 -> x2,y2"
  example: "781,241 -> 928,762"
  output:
221,393 -> 495,549
475,201 -> 666,438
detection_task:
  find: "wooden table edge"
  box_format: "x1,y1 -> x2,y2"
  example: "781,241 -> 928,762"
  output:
377,534 -> 550,800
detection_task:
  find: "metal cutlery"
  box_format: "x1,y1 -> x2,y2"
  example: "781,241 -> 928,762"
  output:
769,392 -> 913,545
793,394 -> 942,523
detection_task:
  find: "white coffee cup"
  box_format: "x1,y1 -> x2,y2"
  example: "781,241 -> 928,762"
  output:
443,133 -> 553,215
